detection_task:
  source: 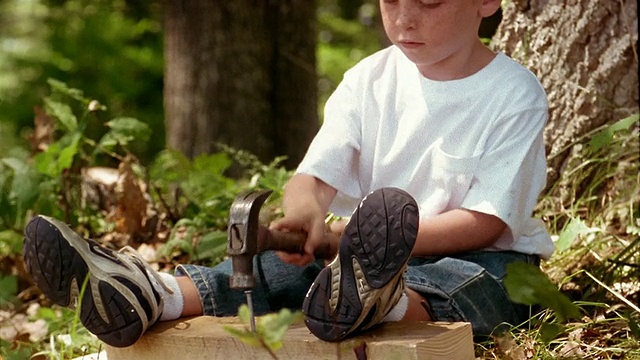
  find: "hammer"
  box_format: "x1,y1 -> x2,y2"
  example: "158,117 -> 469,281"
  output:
227,189 -> 336,332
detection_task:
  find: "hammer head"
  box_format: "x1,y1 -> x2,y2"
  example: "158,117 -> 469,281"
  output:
227,189 -> 273,290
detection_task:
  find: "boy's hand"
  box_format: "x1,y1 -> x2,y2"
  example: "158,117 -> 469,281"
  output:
273,173 -> 339,266
270,217 -> 346,266
270,212 -> 327,266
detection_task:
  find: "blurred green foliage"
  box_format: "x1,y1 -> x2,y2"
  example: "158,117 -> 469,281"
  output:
0,78 -> 152,234
317,0 -> 382,110
0,0 -> 384,162
0,0 -> 164,162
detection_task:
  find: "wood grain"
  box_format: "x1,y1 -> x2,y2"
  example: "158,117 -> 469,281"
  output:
105,317 -> 474,360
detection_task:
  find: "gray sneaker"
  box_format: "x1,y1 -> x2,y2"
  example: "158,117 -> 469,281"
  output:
23,215 -> 170,347
302,187 -> 419,342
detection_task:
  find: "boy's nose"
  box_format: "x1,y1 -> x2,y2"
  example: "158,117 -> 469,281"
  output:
395,1 -> 417,29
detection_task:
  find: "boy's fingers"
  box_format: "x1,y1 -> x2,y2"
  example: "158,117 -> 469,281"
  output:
276,251 -> 314,266
269,217 -> 307,233
304,220 -> 327,255
269,218 -> 293,231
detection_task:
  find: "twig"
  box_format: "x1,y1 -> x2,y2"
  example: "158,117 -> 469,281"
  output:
153,183 -> 178,222
259,336 -> 279,360
584,270 -> 640,314
607,258 -> 640,269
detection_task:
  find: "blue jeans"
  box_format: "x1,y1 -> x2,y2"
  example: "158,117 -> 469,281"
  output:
175,250 -> 538,337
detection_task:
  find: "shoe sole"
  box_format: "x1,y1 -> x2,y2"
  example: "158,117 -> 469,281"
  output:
23,216 -> 147,347
302,188 -> 419,342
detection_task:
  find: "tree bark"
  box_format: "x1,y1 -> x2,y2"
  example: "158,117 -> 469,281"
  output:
164,1 -> 318,169
493,0 -> 638,190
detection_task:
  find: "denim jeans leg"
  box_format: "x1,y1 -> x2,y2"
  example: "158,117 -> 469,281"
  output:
175,251 -> 323,316
405,251 -> 539,338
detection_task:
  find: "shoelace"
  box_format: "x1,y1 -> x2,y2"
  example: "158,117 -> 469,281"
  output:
119,245 -> 174,295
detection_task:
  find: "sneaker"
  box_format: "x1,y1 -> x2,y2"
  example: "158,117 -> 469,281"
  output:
23,215 -> 171,347
302,187 -> 419,342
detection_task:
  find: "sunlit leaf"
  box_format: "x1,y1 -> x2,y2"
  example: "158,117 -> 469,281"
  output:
226,305 -> 303,353
44,97 -> 78,132
555,217 -> 600,252
36,307 -> 60,322
0,230 -> 24,256
100,117 -> 151,148
34,133 -> 81,177
238,303 -> 251,324
588,114 -> 639,152
192,152 -> 232,175
504,262 -> 581,322
47,78 -> 87,102
259,309 -> 304,350
223,326 -> 262,347
57,134 -> 81,170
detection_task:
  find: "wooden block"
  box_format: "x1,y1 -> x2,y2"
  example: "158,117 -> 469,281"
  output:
105,317 -> 474,360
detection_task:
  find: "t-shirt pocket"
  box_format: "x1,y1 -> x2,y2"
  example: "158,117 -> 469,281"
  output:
419,144 -> 481,216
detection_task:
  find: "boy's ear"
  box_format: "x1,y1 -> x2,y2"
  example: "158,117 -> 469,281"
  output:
479,0 -> 501,18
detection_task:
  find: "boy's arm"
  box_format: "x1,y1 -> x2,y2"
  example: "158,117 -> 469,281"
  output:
274,176 -> 506,260
412,209 -> 506,256
328,208 -> 507,257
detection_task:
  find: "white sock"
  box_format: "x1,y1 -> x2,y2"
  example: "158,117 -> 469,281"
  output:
381,292 -> 409,323
156,272 -> 184,321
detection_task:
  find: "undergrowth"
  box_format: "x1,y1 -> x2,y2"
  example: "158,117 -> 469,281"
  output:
479,114 -> 640,359
0,82 -> 638,359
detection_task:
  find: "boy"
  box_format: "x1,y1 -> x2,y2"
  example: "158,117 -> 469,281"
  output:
23,0 -> 554,348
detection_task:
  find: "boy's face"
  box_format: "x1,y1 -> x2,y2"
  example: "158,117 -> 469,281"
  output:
380,0 -> 500,79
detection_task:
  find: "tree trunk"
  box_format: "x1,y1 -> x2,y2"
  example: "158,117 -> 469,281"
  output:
493,0 -> 638,190
163,1 -> 318,169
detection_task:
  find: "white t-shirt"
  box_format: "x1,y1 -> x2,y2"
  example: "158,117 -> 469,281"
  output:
297,46 -> 555,259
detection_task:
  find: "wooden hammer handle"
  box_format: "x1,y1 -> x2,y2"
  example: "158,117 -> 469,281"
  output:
258,226 -> 337,260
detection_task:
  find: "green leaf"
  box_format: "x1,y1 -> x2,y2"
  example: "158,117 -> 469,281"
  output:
0,274 -> 18,304
225,306 -> 302,353
628,313 -> 640,339
0,340 -> 32,360
34,133 -> 81,177
34,143 -> 60,176
259,309 -> 304,350
193,230 -> 227,261
149,149 -> 191,183
44,97 -> 78,132
538,322 -> 565,343
184,153 -> 234,208
100,117 -> 151,147
57,134 -> 81,169
0,162 -> 16,228
555,217 -> 600,252
47,78 -> 87,102
223,326 -> 262,347
238,303 -> 251,324
36,306 -> 60,322
504,262 -> 581,322
588,114 -> 639,152
3,157 -> 41,223
1,157 -> 28,173
0,230 -> 24,256
192,152 -> 232,175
